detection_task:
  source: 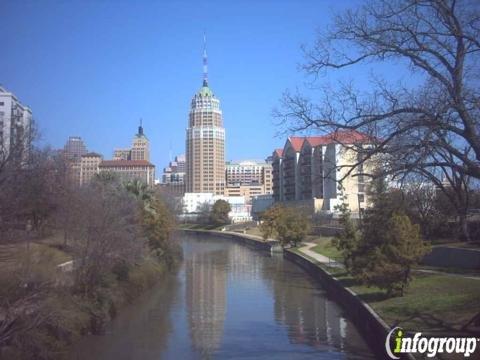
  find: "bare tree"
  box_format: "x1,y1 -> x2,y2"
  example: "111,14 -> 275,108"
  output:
276,0 -> 480,182
69,179 -> 144,296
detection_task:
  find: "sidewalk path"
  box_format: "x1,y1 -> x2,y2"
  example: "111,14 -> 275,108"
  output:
298,242 -> 344,268
298,242 -> 480,279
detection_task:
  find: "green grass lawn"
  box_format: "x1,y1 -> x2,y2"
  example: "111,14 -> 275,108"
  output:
309,236 -> 343,261
177,223 -> 225,231
290,249 -> 480,335
244,227 -> 263,237
347,272 -> 480,334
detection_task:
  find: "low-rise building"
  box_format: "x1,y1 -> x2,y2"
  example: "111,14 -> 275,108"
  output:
99,160 -> 155,186
181,192 -> 251,223
224,184 -> 265,200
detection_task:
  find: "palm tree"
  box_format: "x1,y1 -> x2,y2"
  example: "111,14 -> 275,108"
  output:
125,179 -> 152,204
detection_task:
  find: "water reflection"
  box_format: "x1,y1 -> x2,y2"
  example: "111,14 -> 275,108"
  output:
71,273 -> 180,360
265,254 -> 371,357
72,234 -> 374,359
185,245 -> 227,357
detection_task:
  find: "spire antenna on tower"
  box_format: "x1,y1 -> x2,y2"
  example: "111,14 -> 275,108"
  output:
138,117 -> 144,136
203,32 -> 208,87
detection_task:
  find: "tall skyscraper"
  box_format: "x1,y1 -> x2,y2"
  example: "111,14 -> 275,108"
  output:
64,136 -> 87,161
186,37 -> 225,195
131,120 -> 150,161
63,136 -> 88,186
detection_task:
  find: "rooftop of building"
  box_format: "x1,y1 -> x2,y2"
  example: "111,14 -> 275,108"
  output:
0,86 -> 32,111
196,83 -> 214,98
288,136 -> 306,152
281,130 -> 373,154
226,160 -> 270,167
273,149 -> 284,158
99,160 -> 154,167
82,152 -> 102,158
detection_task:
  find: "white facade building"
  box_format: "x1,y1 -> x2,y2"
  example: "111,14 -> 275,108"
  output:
182,193 -> 251,223
0,87 -> 32,161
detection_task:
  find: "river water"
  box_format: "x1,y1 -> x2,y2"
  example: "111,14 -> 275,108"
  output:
72,233 -> 375,359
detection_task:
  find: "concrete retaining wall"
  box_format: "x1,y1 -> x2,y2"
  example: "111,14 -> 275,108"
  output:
284,250 -> 414,360
179,229 -> 412,359
421,246 -> 480,270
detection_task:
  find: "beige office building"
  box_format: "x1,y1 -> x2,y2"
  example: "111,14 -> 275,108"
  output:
99,160 -> 155,186
80,152 -> 102,186
224,160 -> 273,202
185,43 -> 225,195
113,123 -> 150,161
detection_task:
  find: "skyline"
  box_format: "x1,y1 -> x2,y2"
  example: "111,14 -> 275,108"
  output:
0,0 -> 415,171
0,0 -> 363,169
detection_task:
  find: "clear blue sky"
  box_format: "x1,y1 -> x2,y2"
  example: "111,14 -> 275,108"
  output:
1,0 -> 371,172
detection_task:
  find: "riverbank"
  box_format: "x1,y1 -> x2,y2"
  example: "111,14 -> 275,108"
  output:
179,228 -> 393,358
181,229 -> 480,359
0,237 -> 178,360
71,232 -> 376,360
301,237 -> 480,331
180,228 -> 280,252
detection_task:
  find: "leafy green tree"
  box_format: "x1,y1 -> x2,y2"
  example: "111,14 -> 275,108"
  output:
276,207 -> 310,247
259,205 -> 283,240
210,199 -> 231,226
260,205 -> 310,247
125,179 -> 152,203
353,213 -> 430,296
332,186 -> 360,270
142,198 -> 175,256
350,179 -> 431,297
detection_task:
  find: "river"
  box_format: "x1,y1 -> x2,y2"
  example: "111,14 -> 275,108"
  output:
72,233 -> 375,359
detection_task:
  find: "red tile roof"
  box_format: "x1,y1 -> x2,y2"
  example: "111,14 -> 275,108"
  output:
273,148 -> 283,157
326,130 -> 372,144
304,136 -> 330,147
279,130 -> 372,154
100,160 -> 154,167
288,136 -> 305,152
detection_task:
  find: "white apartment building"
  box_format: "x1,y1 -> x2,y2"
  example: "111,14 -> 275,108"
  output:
272,130 -> 374,216
0,86 -> 32,160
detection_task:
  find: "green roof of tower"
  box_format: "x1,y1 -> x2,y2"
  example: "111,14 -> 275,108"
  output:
198,86 -> 213,97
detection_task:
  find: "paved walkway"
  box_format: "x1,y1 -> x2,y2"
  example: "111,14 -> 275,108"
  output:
298,242 -> 480,280
298,242 -> 344,268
